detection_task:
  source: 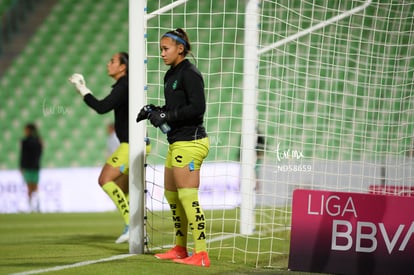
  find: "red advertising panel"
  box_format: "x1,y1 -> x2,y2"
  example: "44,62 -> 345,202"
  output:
289,189 -> 414,275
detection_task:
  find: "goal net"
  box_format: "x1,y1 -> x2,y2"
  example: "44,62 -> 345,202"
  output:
141,0 -> 414,268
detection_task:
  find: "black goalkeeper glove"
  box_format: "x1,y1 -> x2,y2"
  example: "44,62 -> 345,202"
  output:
136,104 -> 158,122
148,109 -> 168,127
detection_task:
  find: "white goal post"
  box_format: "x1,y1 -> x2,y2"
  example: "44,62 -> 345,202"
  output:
128,0 -> 146,254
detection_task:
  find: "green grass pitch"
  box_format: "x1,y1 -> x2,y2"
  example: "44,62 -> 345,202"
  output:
0,211 -> 323,275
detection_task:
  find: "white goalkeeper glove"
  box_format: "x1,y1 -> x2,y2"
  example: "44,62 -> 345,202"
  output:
68,73 -> 92,97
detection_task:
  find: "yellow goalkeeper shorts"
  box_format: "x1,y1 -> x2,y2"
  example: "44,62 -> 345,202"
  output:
106,142 -> 129,172
165,137 -> 209,171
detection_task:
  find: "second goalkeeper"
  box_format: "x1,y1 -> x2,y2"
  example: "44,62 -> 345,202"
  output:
69,52 -> 131,244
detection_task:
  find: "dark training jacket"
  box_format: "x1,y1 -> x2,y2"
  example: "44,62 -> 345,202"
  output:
84,75 -> 129,143
20,136 -> 42,170
163,59 -> 207,144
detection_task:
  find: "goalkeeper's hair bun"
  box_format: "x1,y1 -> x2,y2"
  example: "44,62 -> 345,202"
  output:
119,52 -> 129,74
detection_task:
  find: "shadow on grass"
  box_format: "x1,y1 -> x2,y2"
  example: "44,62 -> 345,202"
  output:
54,233 -> 129,253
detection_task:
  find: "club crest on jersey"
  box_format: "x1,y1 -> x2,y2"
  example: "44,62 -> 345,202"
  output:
172,80 -> 178,90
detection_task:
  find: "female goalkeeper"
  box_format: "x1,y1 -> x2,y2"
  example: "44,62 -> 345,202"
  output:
137,28 -> 210,267
69,52 -> 131,244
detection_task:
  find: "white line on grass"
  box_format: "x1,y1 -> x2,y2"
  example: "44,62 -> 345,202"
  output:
9,226 -> 291,275
8,254 -> 134,275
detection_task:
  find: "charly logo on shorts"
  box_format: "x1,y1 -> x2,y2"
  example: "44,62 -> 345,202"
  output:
175,155 -> 183,163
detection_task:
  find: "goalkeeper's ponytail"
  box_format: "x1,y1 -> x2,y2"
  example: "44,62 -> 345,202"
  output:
174,28 -> 191,56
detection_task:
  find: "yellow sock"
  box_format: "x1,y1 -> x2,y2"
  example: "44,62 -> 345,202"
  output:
165,190 -> 188,248
102,181 -> 129,225
178,188 -> 207,253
